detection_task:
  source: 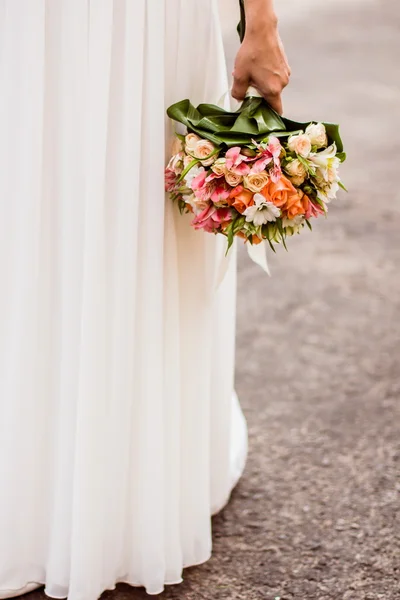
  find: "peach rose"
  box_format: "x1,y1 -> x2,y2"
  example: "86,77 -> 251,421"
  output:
193,139 -> 218,166
243,171 -> 270,193
225,171 -> 243,187
228,185 -> 255,214
287,134 -> 312,157
185,133 -> 201,154
260,175 -> 299,209
284,159 -> 307,185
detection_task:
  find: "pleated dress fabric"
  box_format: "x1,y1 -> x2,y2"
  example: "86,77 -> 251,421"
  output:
0,0 -> 247,597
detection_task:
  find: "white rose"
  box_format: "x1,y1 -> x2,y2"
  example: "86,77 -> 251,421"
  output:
193,139 -> 217,166
287,134 -> 312,158
225,171 -> 243,187
284,159 -> 307,185
243,172 -> 270,193
185,133 -> 201,154
211,158 -> 227,177
305,123 -> 328,149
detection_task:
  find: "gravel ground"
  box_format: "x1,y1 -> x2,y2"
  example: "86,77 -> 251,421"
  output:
30,0 -> 400,599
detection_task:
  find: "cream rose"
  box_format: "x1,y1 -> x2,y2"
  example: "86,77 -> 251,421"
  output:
243,171 -> 270,193
305,123 -> 328,148
211,158 -> 227,177
290,175 -> 306,187
285,159 -> 307,185
225,171 -> 243,187
287,134 -> 312,158
193,139 -> 217,166
185,133 -> 201,154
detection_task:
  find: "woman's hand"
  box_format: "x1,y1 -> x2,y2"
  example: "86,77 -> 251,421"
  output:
231,0 -> 291,114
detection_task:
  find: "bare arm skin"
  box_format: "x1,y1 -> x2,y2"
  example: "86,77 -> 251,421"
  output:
232,0 -> 291,114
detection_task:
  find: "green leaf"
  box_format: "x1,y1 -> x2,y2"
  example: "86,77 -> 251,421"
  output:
225,217 -> 237,255
338,180 -> 348,192
306,219 -> 313,231
238,0 -> 246,42
233,215 -> 246,234
177,158 -> 200,183
167,96 -> 345,154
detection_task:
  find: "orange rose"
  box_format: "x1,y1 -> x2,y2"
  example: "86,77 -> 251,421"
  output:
228,185 -> 254,214
285,190 -> 312,219
260,175 -> 299,208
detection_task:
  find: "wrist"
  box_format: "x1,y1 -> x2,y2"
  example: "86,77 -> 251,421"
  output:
244,0 -> 278,36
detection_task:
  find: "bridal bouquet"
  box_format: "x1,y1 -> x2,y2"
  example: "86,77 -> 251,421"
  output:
165,95 -> 345,253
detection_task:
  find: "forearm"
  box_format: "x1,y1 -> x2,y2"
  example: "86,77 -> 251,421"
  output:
243,0 -> 278,34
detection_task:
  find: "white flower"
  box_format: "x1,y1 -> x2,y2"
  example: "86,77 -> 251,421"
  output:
282,215 -> 305,234
287,134 -> 312,157
305,123 -> 328,148
183,193 -> 207,214
310,143 -> 340,183
243,193 -> 281,226
317,180 -> 339,203
183,164 -> 204,188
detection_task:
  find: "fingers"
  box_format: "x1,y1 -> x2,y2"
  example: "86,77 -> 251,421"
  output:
256,80 -> 284,114
264,93 -> 283,115
231,70 -> 250,102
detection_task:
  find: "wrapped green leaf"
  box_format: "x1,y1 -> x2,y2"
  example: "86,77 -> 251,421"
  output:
167,96 -> 345,156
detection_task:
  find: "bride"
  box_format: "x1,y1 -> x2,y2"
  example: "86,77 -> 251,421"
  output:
0,0 -> 289,597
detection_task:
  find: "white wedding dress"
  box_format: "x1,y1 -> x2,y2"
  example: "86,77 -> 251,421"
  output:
0,0 -> 247,597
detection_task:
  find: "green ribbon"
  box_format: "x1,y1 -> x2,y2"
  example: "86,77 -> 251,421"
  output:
167,96 -> 345,156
